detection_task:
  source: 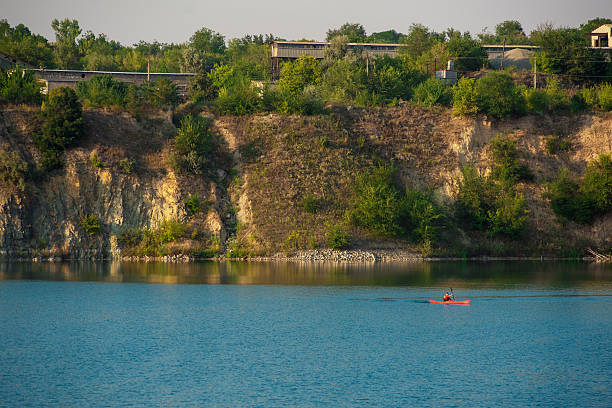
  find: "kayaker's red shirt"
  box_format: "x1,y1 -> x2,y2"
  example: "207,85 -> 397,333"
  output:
443,294 -> 451,301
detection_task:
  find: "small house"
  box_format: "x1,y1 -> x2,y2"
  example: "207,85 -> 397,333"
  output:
590,24 -> 612,48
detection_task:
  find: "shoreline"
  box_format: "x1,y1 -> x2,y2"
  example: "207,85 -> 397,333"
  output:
1,248 -> 601,263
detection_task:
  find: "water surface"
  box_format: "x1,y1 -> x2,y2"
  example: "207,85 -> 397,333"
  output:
0,261 -> 611,406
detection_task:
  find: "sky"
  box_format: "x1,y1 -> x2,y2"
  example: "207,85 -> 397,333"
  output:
1,0 -> 611,45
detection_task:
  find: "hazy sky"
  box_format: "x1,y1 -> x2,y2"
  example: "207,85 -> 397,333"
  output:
2,0 -> 611,45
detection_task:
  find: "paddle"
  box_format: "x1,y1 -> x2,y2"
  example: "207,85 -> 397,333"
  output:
450,287 -> 455,300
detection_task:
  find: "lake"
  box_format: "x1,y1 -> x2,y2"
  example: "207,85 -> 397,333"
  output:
1,261 -> 611,407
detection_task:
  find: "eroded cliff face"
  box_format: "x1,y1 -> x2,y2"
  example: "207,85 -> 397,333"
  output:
1,105 -> 611,259
0,108 -> 229,259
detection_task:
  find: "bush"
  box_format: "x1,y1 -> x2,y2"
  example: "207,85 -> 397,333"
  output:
185,194 -> 202,215
216,82 -> 262,115
545,135 -> 571,155
412,78 -> 453,107
0,150 -> 27,191
76,74 -> 127,107
347,165 -> 405,237
0,68 -> 42,105
455,165 -> 498,230
489,135 -> 533,185
487,192 -> 529,238
119,158 -> 135,174
326,223 -> 352,249
598,84 -> 612,111
365,56 -> 427,102
171,114 -> 213,174
581,154 -> 612,214
90,152 -> 104,168
525,88 -> 552,114
546,169 -> 596,224
35,87 -> 83,170
455,164 -> 529,237
347,166 -> 443,244
278,55 -> 321,96
452,77 -> 478,116
474,72 -> 526,119
80,215 -> 102,236
403,187 -> 443,243
302,193 -> 323,214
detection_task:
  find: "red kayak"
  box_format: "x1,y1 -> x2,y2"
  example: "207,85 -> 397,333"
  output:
429,300 -> 471,305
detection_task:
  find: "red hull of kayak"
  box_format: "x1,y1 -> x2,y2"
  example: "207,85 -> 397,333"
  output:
429,300 -> 471,305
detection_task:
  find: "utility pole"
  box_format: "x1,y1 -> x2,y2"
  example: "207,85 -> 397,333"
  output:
366,53 -> 369,77
500,38 -> 506,71
533,57 -> 537,89
147,56 -> 150,82
434,57 -> 437,74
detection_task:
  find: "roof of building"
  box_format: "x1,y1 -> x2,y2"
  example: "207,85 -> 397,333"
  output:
273,41 -> 404,47
590,24 -> 612,34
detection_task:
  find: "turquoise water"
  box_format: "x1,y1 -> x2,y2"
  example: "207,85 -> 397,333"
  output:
0,261 -> 611,406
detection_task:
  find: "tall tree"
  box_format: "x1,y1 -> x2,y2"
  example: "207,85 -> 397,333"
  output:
400,24 -> 443,60
326,23 -> 367,43
0,19 -> 54,67
188,27 -> 226,55
51,18 -> 82,69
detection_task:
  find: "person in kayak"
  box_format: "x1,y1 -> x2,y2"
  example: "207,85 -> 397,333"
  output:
443,292 -> 452,302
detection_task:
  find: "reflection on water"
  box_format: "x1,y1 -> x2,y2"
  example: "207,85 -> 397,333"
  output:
1,260 -> 612,287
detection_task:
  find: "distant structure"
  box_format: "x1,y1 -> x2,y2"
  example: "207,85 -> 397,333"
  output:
31,69 -> 194,98
270,41 -> 402,78
590,24 -> 612,48
435,60 -> 457,84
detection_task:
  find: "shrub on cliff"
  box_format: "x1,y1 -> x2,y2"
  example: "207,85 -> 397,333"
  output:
35,87 -> 83,170
474,72 -> 526,119
489,135 -> 533,186
80,215 -> 101,236
455,165 -> 529,237
76,74 -> 127,107
546,155 -> 612,224
347,165 -> 406,238
169,114 -> 213,174
0,150 -> 27,192
0,68 -> 43,105
412,78 -> 453,107
347,165 -> 443,244
452,77 -> 478,116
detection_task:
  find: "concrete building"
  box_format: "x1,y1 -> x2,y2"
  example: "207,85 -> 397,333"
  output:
31,69 -> 195,98
270,41 -> 402,78
590,24 -> 612,48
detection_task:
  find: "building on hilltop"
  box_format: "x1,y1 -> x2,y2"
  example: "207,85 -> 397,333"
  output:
270,41 -> 402,79
590,24 -> 612,48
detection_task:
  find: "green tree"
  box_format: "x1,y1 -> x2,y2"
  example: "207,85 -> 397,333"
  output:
326,23 -> 367,43
278,55 -> 321,95
400,24 -> 442,61
51,18 -> 82,69
170,114 -> 214,173
532,27 -> 610,82
446,32 -> 487,71
581,154 -> 612,214
412,78 -> 453,107
0,68 -> 43,104
452,77 -> 478,116
493,20 -> 528,44
367,29 -> 404,44
35,87 -> 83,170
0,19 -> 54,68
474,72 -> 525,118
188,27 -> 226,54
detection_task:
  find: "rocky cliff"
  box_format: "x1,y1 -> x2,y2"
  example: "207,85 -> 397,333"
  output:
1,105 -> 611,259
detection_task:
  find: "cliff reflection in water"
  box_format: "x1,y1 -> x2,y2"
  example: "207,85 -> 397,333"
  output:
1,261 -> 611,287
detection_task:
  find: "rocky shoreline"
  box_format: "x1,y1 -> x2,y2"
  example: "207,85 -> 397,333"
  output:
4,249 -> 596,263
